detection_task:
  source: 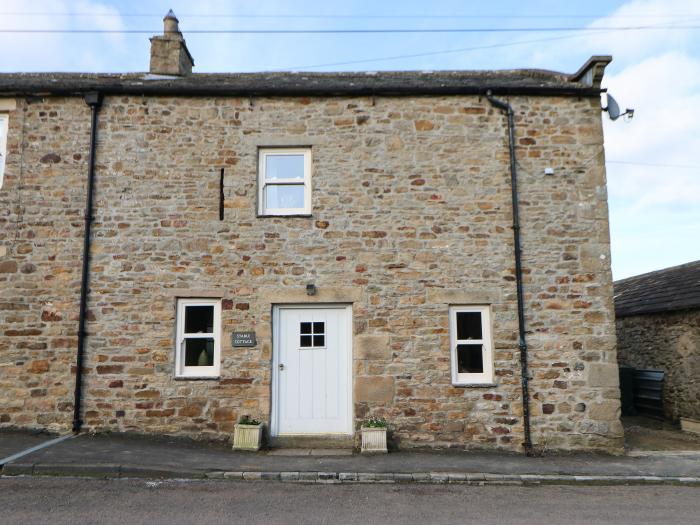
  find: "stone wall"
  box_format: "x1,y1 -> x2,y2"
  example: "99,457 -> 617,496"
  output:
617,309 -> 700,422
0,97 -> 90,429
0,93 -> 622,452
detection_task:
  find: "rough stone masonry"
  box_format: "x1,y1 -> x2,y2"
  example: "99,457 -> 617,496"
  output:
0,16 -> 623,453
618,310 -> 700,423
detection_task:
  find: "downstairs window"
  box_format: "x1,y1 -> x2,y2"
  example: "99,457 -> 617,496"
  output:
449,306 -> 494,385
175,299 -> 221,378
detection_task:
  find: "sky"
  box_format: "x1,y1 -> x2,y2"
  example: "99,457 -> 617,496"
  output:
0,0 -> 698,280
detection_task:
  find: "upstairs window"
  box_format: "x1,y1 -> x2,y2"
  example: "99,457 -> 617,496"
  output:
449,306 -> 494,385
0,114 -> 7,189
258,148 -> 311,215
175,299 -> 221,378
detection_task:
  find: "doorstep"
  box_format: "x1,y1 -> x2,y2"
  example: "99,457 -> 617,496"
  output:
268,435 -> 354,450
267,449 -> 354,456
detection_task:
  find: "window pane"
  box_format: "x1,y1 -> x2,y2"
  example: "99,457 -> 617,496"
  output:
313,335 -> 325,347
265,184 -> 305,210
0,115 -> 7,186
456,311 -> 482,340
300,322 -> 312,334
184,305 -> 214,333
265,154 -> 305,180
184,338 -> 214,367
457,344 -> 484,374
313,322 -> 324,334
300,335 -> 312,347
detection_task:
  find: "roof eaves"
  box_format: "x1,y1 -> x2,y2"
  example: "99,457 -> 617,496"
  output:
0,71 -> 603,98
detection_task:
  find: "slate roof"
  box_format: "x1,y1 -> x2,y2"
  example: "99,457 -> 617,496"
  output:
614,260 -> 700,317
0,69 -> 600,97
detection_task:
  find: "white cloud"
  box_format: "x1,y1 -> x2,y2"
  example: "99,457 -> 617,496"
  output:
0,0 -> 126,71
587,0 -> 697,65
604,51 -> 700,208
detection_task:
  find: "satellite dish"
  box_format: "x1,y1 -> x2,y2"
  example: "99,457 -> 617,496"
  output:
603,93 -> 634,121
604,94 -> 621,120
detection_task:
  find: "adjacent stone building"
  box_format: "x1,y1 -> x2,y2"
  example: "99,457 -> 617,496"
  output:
0,13 -> 623,452
615,261 -> 700,433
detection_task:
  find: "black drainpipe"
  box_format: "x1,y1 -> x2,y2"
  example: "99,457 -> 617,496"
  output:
485,91 -> 533,456
72,92 -> 103,433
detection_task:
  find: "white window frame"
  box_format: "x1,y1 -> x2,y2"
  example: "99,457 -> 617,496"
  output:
0,114 -> 8,190
175,299 -> 222,378
449,305 -> 494,385
258,147 -> 312,216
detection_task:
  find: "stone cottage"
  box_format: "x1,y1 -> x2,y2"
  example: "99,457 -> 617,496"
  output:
0,13 -> 623,453
615,261 -> 700,434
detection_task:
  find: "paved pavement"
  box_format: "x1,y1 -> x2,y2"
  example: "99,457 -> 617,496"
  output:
0,430 -> 56,459
2,477 -> 699,525
2,429 -> 700,484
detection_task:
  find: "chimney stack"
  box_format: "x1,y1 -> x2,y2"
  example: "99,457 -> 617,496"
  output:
149,10 -> 194,76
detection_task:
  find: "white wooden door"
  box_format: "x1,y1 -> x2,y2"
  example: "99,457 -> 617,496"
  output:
272,305 -> 352,436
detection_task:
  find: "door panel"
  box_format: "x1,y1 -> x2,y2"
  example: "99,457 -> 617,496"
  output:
273,306 -> 351,435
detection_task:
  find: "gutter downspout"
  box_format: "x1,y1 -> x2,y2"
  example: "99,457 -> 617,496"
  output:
72,91 -> 103,433
486,91 -> 533,456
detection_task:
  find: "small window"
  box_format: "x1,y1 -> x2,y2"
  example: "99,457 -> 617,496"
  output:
258,148 -> 311,215
300,321 -> 325,348
176,299 -> 221,378
0,114 -> 8,189
449,306 -> 494,385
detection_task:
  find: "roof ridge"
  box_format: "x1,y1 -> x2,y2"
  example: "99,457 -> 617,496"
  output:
614,259 -> 700,285
614,260 -> 700,317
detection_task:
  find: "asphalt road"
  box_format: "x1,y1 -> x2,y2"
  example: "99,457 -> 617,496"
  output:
1,477 -> 699,524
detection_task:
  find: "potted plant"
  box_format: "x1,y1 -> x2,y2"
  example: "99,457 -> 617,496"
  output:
233,415 -> 263,451
361,417 -> 388,454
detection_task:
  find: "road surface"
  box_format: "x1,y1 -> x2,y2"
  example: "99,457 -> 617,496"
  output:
1,477 -> 698,524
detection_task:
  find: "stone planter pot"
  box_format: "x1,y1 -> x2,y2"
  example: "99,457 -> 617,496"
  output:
361,426 -> 387,454
233,423 -> 263,451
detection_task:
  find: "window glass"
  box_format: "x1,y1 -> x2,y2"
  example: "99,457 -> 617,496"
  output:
184,338 -> 214,367
457,344 -> 484,373
300,321 -> 326,348
0,114 -> 7,189
456,311 -> 482,340
184,305 -> 214,334
265,184 -> 305,210
266,154 -> 305,180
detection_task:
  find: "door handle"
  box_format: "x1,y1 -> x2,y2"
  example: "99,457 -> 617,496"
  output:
279,363 -> 285,371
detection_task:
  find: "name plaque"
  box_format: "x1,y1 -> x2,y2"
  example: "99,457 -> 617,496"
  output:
232,332 -> 256,347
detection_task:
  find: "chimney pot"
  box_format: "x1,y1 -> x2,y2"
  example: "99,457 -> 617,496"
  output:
164,9 -> 179,33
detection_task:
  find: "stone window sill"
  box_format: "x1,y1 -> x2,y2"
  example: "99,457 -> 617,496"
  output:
452,383 -> 497,388
174,376 -> 220,381
256,214 -> 313,219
